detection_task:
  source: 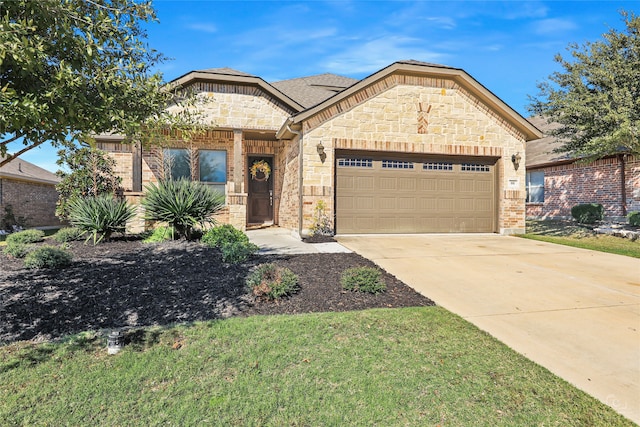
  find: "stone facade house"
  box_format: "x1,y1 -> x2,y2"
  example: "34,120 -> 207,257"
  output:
98,60 -> 542,236
525,116 -> 640,220
0,156 -> 61,229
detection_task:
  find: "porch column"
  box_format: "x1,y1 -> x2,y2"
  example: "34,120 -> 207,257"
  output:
233,129 -> 243,193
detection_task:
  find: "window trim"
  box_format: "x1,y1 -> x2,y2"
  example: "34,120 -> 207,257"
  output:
526,170 -> 545,204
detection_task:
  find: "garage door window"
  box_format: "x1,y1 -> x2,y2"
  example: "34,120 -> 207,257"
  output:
423,162 -> 453,171
338,158 -> 373,168
382,160 -> 413,169
461,163 -> 491,172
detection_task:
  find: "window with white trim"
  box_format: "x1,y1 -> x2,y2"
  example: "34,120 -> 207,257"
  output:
423,162 -> 453,171
526,171 -> 544,203
461,163 -> 491,172
338,158 -> 373,168
163,148 -> 227,194
382,160 -> 413,169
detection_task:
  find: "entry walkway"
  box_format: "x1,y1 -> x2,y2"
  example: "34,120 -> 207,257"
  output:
246,227 -> 351,255
337,234 -> 640,424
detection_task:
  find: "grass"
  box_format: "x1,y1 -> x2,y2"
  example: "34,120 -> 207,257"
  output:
523,220 -> 640,258
0,307 -> 633,426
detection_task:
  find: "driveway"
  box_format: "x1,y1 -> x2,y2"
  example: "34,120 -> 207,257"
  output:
336,234 -> 640,424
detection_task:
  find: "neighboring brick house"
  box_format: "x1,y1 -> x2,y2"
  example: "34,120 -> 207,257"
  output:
0,156 -> 62,228
97,60 -> 542,236
526,116 -> 640,220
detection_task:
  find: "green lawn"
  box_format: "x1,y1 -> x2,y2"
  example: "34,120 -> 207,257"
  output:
0,307 -> 633,426
523,220 -> 640,258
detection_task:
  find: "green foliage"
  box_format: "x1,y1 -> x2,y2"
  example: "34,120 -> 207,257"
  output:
310,200 -> 333,236
571,203 -> 605,224
0,204 -> 28,232
55,146 -> 121,220
246,263 -> 300,300
52,227 -> 85,243
68,195 -> 136,244
528,11 -> 640,159
341,266 -> 386,294
220,241 -> 259,264
3,242 -> 31,258
5,229 -> 45,245
23,245 -> 72,269
628,211 -> 640,227
201,224 -> 249,247
142,226 -> 176,243
142,179 -> 225,240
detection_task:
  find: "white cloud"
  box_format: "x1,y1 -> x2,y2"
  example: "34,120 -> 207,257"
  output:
531,18 -> 578,35
186,22 -> 217,33
322,36 -> 449,74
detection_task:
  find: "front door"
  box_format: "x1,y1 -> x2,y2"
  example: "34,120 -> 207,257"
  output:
247,156 -> 273,224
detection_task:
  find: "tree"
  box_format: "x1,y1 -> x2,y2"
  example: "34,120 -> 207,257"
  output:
528,10 -> 640,160
55,145 -> 121,220
0,0 -> 204,167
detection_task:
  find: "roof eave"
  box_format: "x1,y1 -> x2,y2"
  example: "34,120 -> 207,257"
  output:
0,171 -> 59,185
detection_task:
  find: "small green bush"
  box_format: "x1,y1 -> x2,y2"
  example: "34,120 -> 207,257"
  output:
3,242 -> 31,258
68,195 -> 136,244
341,266 -> 387,294
246,263 -> 299,300
53,227 -> 85,243
201,224 -> 249,248
628,211 -> 640,227
5,229 -> 45,245
142,226 -> 176,243
220,241 -> 259,264
142,179 -> 225,240
24,245 -> 73,269
571,203 -> 604,224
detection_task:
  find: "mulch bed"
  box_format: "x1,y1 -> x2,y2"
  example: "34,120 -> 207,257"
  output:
0,238 -> 433,344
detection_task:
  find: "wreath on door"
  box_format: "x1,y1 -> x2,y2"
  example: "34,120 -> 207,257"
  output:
250,160 -> 271,181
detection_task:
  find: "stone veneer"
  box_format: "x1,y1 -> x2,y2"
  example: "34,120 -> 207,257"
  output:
294,76 -> 527,235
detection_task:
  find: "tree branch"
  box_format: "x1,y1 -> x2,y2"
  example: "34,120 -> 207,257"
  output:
0,141 -> 46,167
0,133 -> 26,148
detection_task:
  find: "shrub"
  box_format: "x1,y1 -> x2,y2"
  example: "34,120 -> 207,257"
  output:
68,195 -> 137,244
24,245 -> 73,269
3,242 -> 31,258
341,266 -> 386,294
202,224 -> 249,248
5,229 -> 45,245
142,179 -> 225,240
142,226 -> 176,243
220,241 -> 259,264
628,211 -> 640,227
53,227 -> 85,243
571,203 -> 604,224
246,263 -> 299,300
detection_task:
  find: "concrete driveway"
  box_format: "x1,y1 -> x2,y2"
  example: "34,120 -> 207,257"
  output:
336,234 -> 640,423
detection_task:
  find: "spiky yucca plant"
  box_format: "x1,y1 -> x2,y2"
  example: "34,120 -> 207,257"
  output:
142,179 -> 225,240
68,195 -> 137,244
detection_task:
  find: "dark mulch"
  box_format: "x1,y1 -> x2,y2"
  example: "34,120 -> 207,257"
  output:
0,238 -> 433,344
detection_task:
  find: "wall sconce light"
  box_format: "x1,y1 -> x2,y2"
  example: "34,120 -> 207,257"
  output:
316,142 -> 326,163
511,152 -> 521,170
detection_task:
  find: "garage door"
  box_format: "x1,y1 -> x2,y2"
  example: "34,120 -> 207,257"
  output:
336,152 -> 497,234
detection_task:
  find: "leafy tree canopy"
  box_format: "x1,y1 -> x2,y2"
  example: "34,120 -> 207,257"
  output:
528,10 -> 640,160
0,0 -> 204,167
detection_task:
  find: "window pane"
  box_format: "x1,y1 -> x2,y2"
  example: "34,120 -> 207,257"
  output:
526,171 -> 544,203
164,149 -> 190,180
199,150 -> 227,183
203,182 -> 226,195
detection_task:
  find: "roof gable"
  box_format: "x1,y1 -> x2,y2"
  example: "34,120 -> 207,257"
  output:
279,61 -> 542,141
271,73 -> 358,108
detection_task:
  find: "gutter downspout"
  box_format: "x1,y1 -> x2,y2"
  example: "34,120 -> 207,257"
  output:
286,122 -> 303,238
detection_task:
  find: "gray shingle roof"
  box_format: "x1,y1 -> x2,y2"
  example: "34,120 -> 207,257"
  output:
0,156 -> 59,184
526,116 -> 573,167
271,73 -> 359,108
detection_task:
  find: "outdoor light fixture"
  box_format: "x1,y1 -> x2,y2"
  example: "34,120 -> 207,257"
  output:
511,152 -> 521,170
316,142 -> 327,163
107,330 -> 123,355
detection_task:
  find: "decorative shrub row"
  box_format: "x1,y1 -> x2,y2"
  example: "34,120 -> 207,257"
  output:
23,246 -> 72,269
341,266 -> 387,294
202,224 -> 258,263
571,203 -> 604,224
68,195 -> 136,244
628,211 -> 640,227
246,263 -> 300,300
53,227 -> 85,243
5,229 -> 45,245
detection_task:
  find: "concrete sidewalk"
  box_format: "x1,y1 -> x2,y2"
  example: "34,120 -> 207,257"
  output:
246,227 -> 351,255
337,234 -> 640,424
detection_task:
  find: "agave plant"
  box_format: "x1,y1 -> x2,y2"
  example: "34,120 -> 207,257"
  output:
68,195 -> 137,244
142,179 -> 225,240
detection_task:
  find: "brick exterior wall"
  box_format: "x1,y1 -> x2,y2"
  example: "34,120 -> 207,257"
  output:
526,155 -> 640,220
296,77 -> 527,235
0,178 -> 62,228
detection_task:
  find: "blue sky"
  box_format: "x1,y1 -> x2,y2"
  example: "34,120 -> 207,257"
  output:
17,0 -> 638,172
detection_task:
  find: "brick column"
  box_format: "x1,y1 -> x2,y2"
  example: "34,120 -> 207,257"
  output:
233,129 -> 243,193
